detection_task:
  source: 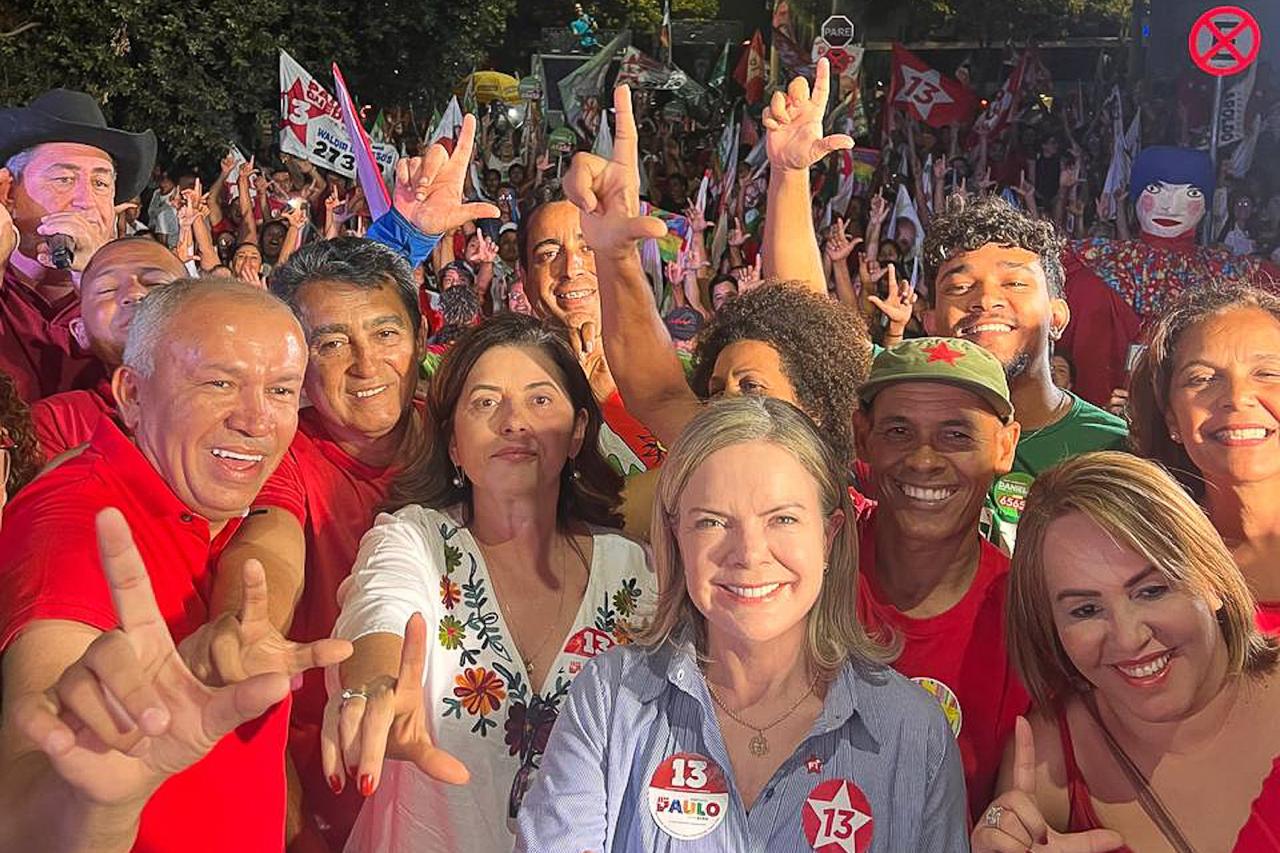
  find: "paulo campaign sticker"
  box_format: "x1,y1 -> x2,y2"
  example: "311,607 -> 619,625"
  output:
647,753 -> 729,840
992,472 -> 1034,523
913,676 -> 963,737
802,779 -> 874,853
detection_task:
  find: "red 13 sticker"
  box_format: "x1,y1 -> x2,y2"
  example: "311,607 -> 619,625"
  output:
801,779 -> 874,853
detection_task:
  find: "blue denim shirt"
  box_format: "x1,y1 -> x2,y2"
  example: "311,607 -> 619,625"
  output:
515,637 -> 969,852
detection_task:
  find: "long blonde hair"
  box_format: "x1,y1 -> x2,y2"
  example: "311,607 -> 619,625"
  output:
1008,451 -> 1278,709
639,396 -> 891,675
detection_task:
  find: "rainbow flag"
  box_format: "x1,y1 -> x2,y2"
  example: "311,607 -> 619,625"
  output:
332,63 -> 391,219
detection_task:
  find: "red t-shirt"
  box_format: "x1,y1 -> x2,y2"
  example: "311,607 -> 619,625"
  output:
30,375 -> 117,461
0,418 -> 289,852
856,505 -> 1030,822
600,389 -> 665,471
252,405 -> 404,848
0,265 -> 103,403
1257,602 -> 1280,635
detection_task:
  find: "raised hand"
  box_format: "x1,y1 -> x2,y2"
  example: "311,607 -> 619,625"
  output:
35,202 -> 132,271
932,156 -> 947,182
562,84 -> 667,262
734,254 -> 764,292
466,234 -> 499,266
220,152 -> 237,178
393,114 -> 499,236
685,202 -> 710,233
971,717 -> 1125,853
728,217 -> 748,247
859,255 -> 888,289
867,262 -> 917,329
763,58 -> 853,172
868,191 -> 890,226
178,558 -> 350,688
824,218 -> 860,262
321,613 -> 468,797
282,200 -> 308,231
11,509 -> 301,807
237,156 -> 255,184
325,184 -> 342,214
1059,161 -> 1081,192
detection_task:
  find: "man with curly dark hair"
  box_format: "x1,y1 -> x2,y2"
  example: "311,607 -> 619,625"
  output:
922,195 -> 1126,552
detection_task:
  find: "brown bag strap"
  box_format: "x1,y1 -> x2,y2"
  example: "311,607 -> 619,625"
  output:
1082,692 -> 1197,853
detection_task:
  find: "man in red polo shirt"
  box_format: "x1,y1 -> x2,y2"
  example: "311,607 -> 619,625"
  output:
30,237 -> 187,459
0,279 -> 350,852
853,336 -> 1029,821
225,236 -> 428,850
0,90 -> 156,403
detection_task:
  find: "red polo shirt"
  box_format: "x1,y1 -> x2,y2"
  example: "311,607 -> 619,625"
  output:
30,375 -> 118,461
0,265 -> 103,403
856,505 -> 1030,822
1259,603 -> 1280,635
252,405 -> 404,848
0,418 -> 288,852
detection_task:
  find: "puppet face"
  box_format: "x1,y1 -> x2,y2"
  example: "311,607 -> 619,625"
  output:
1136,181 -> 1206,239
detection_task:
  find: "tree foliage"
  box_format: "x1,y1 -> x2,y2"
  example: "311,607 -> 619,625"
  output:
0,0 -> 515,167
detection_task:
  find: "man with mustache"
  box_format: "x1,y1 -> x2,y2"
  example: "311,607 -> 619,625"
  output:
922,196 -> 1127,552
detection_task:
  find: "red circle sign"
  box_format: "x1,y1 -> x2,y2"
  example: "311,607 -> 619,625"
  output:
801,779 -> 874,853
1188,6 -> 1261,77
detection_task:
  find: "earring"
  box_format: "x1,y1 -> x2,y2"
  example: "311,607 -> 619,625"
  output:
568,457 -> 582,481
451,466 -> 466,488
1169,431 -> 1181,443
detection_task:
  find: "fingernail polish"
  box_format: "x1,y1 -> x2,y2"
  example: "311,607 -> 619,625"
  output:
359,774 -> 374,797
329,775 -> 342,795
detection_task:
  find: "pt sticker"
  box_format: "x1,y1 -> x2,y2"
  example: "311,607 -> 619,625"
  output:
992,472 -> 1034,523
802,779 -> 874,853
913,676 -> 963,737
647,752 -> 729,840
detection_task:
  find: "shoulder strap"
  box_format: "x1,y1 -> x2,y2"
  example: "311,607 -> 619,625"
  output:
1082,692 -> 1198,853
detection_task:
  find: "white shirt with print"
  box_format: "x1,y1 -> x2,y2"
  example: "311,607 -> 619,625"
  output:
333,504 -> 653,853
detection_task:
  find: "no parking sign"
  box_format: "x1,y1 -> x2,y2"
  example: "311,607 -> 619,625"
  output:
1187,6 -> 1261,76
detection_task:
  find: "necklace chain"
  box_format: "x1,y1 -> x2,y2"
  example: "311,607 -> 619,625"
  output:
483,537 -> 571,685
1020,388 -> 1072,440
705,671 -> 820,757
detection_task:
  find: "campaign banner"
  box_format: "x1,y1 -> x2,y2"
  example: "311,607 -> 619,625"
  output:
279,50 -> 398,181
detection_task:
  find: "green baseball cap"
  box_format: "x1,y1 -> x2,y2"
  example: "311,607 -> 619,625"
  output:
858,337 -> 1014,423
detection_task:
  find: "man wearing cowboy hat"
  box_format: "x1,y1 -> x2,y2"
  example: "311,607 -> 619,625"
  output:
0,89 -> 156,402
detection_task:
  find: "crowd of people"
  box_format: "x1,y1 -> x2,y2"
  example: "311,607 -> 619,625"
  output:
0,44 -> 1278,853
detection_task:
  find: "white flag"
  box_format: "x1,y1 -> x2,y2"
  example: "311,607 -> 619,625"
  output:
593,111 -> 614,159
1100,96 -> 1140,221
278,50 -> 398,180
430,97 -> 464,147
885,183 -> 923,259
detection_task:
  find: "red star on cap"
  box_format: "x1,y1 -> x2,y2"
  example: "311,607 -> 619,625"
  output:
924,341 -> 964,366
805,755 -> 824,774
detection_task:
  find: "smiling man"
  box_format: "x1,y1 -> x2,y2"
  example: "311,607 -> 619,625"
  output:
217,237 -> 429,850
923,196 -> 1127,552
0,278 -> 314,852
854,336 -> 1028,821
30,236 -> 187,459
520,198 -> 663,473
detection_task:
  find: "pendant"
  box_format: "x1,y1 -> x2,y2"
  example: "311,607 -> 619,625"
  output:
748,732 -> 769,757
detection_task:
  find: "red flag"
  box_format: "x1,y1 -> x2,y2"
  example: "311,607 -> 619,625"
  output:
734,30 -> 766,105
887,44 -> 978,129
967,50 -> 1029,146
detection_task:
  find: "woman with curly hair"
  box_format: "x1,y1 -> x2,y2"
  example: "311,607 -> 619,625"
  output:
0,370 -> 40,529
1128,282 -> 1280,630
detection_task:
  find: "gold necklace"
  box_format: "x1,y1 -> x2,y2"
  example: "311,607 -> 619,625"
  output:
484,537 -> 572,687
705,671 -> 821,757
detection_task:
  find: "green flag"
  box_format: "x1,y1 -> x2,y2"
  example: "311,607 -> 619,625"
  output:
709,41 -> 730,90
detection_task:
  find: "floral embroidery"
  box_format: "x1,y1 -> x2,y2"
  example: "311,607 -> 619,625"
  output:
438,615 -> 466,650
612,577 -> 641,617
440,576 -> 461,609
454,667 -> 507,717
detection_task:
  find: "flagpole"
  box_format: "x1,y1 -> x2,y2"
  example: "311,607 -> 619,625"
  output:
1205,75 -> 1223,244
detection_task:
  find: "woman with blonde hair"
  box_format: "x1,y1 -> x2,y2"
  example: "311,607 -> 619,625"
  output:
1128,283 -> 1280,630
516,396 -> 968,852
972,451 -> 1280,853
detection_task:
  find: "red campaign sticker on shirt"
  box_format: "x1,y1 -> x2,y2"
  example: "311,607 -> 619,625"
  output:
562,627 -> 615,673
647,752 -> 729,840
802,779 -> 874,853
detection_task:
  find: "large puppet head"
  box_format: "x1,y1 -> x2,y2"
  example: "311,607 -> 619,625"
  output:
1129,146 -> 1214,240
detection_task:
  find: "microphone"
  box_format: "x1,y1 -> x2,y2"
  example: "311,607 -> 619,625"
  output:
48,233 -> 75,270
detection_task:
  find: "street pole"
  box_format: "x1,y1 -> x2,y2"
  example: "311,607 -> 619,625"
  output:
1205,74 -> 1223,244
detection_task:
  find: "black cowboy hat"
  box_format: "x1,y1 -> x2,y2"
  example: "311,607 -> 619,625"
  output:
0,89 -> 157,203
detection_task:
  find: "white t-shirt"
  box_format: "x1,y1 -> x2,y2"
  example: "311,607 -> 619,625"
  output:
334,504 -> 654,853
